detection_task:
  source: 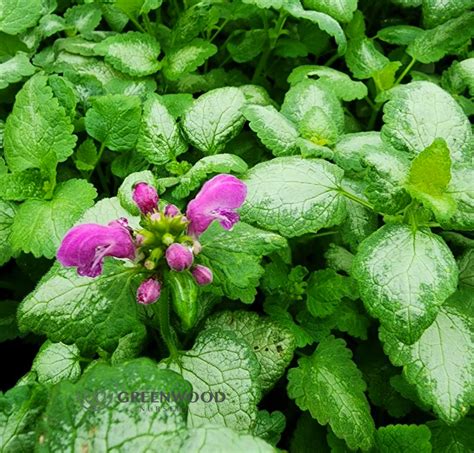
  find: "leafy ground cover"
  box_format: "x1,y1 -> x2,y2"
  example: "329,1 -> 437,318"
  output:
0,0 -> 473,451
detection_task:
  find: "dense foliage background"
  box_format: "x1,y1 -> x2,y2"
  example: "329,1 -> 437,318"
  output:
0,0 -> 473,451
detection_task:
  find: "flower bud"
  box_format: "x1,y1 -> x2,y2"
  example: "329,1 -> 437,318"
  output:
136,278 -> 161,305
192,265 -> 213,286
132,182 -> 159,214
166,243 -> 193,271
164,204 -> 180,217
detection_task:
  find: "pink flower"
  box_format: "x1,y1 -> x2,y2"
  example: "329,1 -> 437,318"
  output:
132,182 -> 159,214
186,174 -> 247,237
166,243 -> 193,271
192,265 -> 213,286
136,278 -> 161,304
57,220 -> 136,277
164,204 -> 180,217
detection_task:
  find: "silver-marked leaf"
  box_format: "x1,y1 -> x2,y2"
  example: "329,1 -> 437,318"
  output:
288,65 -> 367,101
287,336 -> 375,451
18,260 -> 146,356
242,104 -> 299,157
32,341 -> 81,385
163,39 -> 217,80
381,82 -> 472,162
380,289 -> 474,424
95,31 -> 161,77
0,52 -> 35,89
353,224 -> 458,344
137,93 -> 187,165
241,157 -> 346,237
204,311 -> 296,392
423,0 -> 474,28
0,200 -> 16,266
182,87 -> 246,155
303,0 -> 357,23
164,328 -> 261,432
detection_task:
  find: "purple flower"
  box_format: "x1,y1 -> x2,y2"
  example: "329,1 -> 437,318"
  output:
132,182 -> 159,214
186,174 -> 247,237
166,243 -> 193,271
57,220 -> 136,277
164,204 -> 180,217
192,265 -> 213,286
136,278 -> 161,305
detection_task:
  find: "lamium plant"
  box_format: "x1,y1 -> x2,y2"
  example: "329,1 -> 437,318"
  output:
0,0 -> 473,452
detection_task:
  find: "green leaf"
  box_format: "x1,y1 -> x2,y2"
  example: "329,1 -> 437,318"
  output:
345,37 -> 391,79
428,419 -> 474,453
115,0 -> 162,17
37,359 -> 192,451
356,343 -> 413,418
376,424 -> 432,453
253,410 -> 286,446
299,105 -> 342,146
32,341 -> 81,385
242,104 -> 299,157
303,0 -> 357,23
118,170 -> 156,216
241,157 -> 346,237
281,80 -> 345,134
0,384 -> 46,452
136,93 -> 188,165
0,300 -> 20,342
163,38 -> 217,80
290,412 -> 330,453
407,13 -> 474,64
11,179 -> 97,259
0,0 -> 42,35
227,29 -> 267,63
165,328 -> 261,432
64,4 -> 102,36
85,94 -> 142,151
199,221 -> 287,303
306,269 -> 358,318
0,200 -> 15,266
181,87 -> 246,155
18,259 -> 146,356
441,165 -> 474,230
4,74 -> 77,173
381,82 -> 472,162
0,168 -> 47,201
353,224 -> 458,345
325,244 -> 354,274
377,25 -> 424,46
204,311 -> 295,392
0,52 -> 35,90
172,154 -> 248,199
283,2 -> 347,55
287,65 -> 367,101
95,31 -> 161,77
287,336 -> 375,451
75,139 -> 97,171
380,289 -> 474,423
405,138 -> 456,221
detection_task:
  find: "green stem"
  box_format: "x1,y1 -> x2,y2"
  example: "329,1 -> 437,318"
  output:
339,188 -> 375,211
125,13 -> 147,33
210,19 -> 229,43
367,102 -> 382,130
158,288 -> 179,361
394,57 -> 416,86
251,12 -> 287,83
143,14 -> 154,36
324,53 -> 339,67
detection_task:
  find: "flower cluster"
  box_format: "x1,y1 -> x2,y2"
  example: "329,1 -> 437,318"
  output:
57,174 -> 247,305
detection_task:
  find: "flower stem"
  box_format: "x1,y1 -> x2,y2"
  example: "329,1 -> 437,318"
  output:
158,288 -> 179,361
